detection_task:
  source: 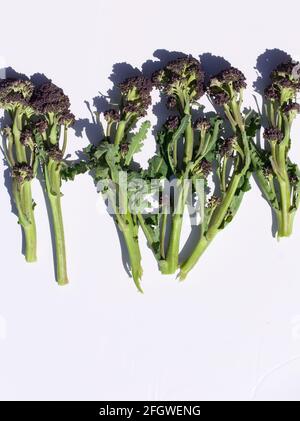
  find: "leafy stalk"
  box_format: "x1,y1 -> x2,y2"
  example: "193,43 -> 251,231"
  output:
150,56 -> 206,274
0,79 -> 37,262
180,66 -> 252,279
251,61 -> 300,238
64,76 -> 153,291
30,82 -> 75,284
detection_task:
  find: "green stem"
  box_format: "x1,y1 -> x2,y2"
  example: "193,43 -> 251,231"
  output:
276,207 -> 294,238
221,156 -> 228,194
208,173 -> 242,233
12,109 -> 26,163
49,123 -> 58,146
179,172 -> 242,279
183,110 -> 194,167
277,178 -> 292,238
12,179 -> 37,263
137,213 -> 156,254
180,235 -> 213,281
45,161 -> 68,285
268,101 -> 276,127
276,123 -> 292,237
160,214 -> 183,275
114,120 -> 126,146
61,126 -> 68,157
117,213 -> 143,292
160,210 -> 168,259
160,181 -> 188,274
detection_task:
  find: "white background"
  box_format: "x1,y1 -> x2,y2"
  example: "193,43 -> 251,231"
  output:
0,0 -> 300,401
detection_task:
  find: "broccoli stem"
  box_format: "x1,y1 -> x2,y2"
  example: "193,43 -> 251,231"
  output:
180,171 -> 243,279
114,121 -> 126,146
180,236 -> 212,281
45,160 -> 68,285
277,176 -> 293,238
276,207 -> 294,238
275,125 -> 293,238
160,180 -> 188,274
12,179 -> 37,263
12,109 -> 27,163
137,213 -> 155,246
117,212 -> 143,292
160,210 -> 168,259
183,106 -> 194,167
160,213 -> 183,274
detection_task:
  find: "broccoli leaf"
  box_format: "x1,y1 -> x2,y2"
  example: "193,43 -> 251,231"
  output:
250,140 -> 279,209
125,121 -> 151,166
61,161 -> 90,181
245,110 -> 261,138
145,155 -> 168,179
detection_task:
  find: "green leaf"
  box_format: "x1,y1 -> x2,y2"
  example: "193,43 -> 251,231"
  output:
245,110 -> 261,138
146,155 -> 168,179
104,144 -> 121,181
142,214 -> 161,258
250,140 -> 279,209
93,141 -> 112,159
125,121 -> 151,166
94,166 -> 110,181
61,161 -> 90,181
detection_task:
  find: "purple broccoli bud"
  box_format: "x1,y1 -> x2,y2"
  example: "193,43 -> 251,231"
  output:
47,146 -> 64,162
207,195 -> 221,208
219,137 -> 236,157
164,115 -> 180,131
0,79 -> 34,110
34,118 -> 49,134
264,84 -> 280,101
194,158 -> 212,178
166,96 -> 177,109
31,82 -> 71,116
11,163 -> 34,183
119,76 -> 152,118
103,109 -> 120,123
152,56 -> 205,103
194,118 -> 211,131
20,128 -> 34,146
263,127 -> 284,143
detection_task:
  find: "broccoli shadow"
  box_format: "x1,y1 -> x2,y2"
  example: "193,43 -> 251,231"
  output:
142,49 -> 188,150
199,52 -> 231,85
1,67 -> 29,81
253,48 -> 292,95
253,48 -> 292,130
30,72 -> 51,86
179,225 -> 200,264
